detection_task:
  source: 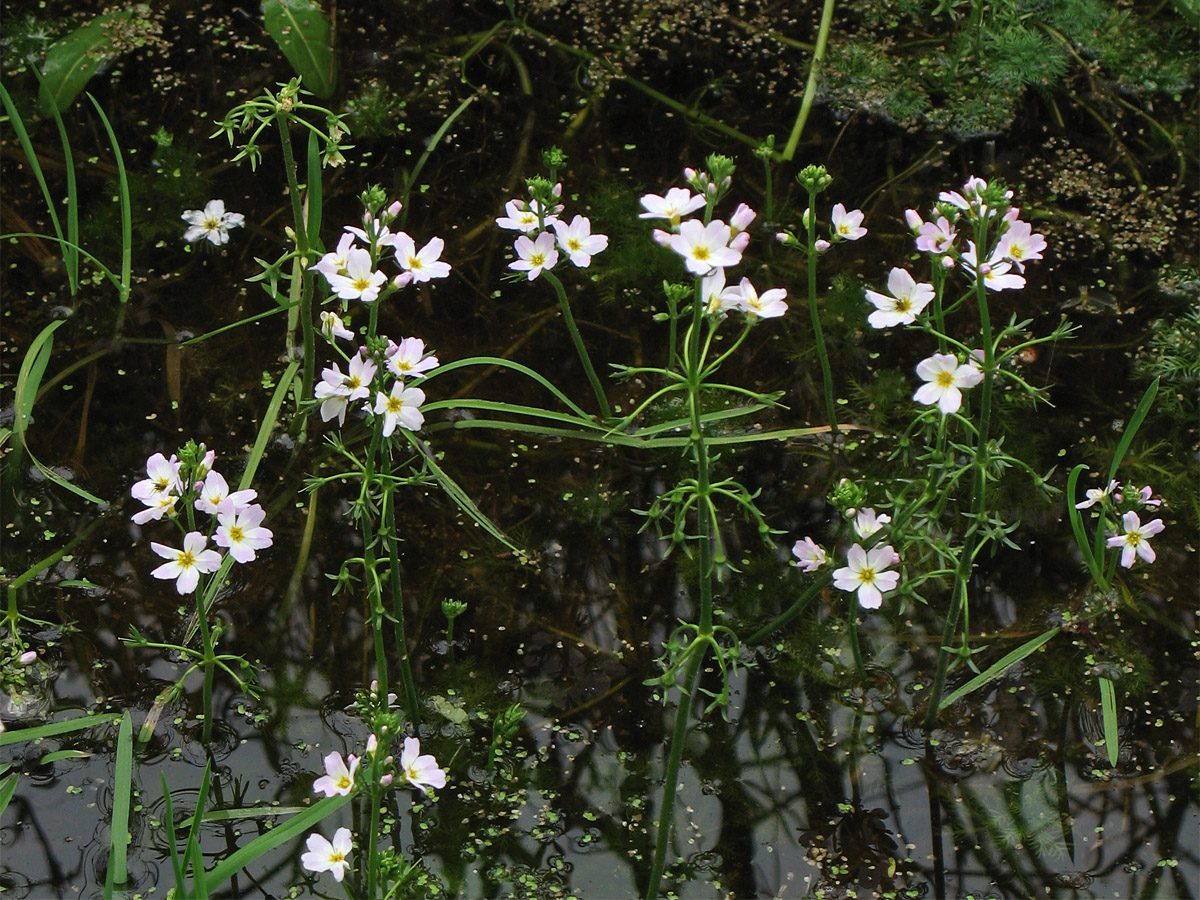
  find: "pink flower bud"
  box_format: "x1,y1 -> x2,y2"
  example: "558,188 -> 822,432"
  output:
729,231 -> 750,253
380,774 -> 394,787
730,203 -> 756,232
19,650 -> 37,666
941,255 -> 955,269
683,167 -> 697,182
551,182 -> 563,198
814,239 -> 831,253
904,209 -> 923,231
386,201 -> 403,218
392,272 -> 414,289
367,734 -> 379,755
652,228 -> 672,246
776,232 -> 790,244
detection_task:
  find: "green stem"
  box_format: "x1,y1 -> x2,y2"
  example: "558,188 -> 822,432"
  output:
781,0 -> 837,160
806,190 -> 839,438
644,644 -> 706,900
276,114 -> 316,401
543,270 -> 611,420
385,483 -> 421,725
360,431 -> 389,695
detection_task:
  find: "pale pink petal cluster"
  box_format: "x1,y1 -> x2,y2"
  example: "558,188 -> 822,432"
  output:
865,268 -> 934,328
391,234 -> 451,283
400,736 -> 446,794
913,353 -> 985,415
720,277 -> 787,319
214,500 -> 274,563
791,537 -> 828,572
150,532 -> 222,594
323,248 -> 388,302
962,242 -> 1025,291
833,543 -> 900,610
852,508 -> 891,539
386,337 -> 439,380
320,310 -> 354,342
496,199 -> 558,233
552,215 -> 609,267
312,751 -> 360,798
1106,511 -> 1165,568
831,203 -> 867,241
638,187 -> 706,224
915,216 -> 957,254
301,828 -> 352,883
315,353 -> 378,426
993,220 -> 1046,272
312,232 -> 357,280
194,470 -> 257,516
669,219 -> 742,275
1075,479 -> 1120,510
131,453 -> 183,523
510,231 -> 559,280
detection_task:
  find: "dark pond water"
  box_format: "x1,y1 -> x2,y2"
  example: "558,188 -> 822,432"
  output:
2,1 -> 1197,898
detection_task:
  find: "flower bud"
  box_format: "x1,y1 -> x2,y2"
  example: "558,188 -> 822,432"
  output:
380,774 -> 395,787
19,650 -> 37,666
941,255 -> 955,269
904,209 -> 923,231
729,231 -> 750,254
393,272 -> 414,289
814,239 -> 831,253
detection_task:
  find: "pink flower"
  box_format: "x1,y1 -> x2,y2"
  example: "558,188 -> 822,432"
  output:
301,828 -> 352,882
399,736 -> 446,794
831,203 -> 867,241
552,215 -> 609,267
213,501 -> 273,564
1106,510 -> 1165,568
864,267 -> 934,328
312,751 -> 360,797
150,532 -> 222,594
668,219 -> 742,275
833,543 -> 900,610
721,277 -> 788,319
392,233 -> 451,283
994,220 -> 1046,272
510,231 -> 559,280
791,537 -> 828,572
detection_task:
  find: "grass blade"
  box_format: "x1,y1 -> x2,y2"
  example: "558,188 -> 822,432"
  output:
1106,377 -> 1159,484
0,772 -> 18,818
1099,676 -> 1120,767
160,773 -> 186,895
305,129 -> 322,249
86,94 -> 132,307
104,711 -> 134,896
27,65 -> 80,292
938,627 -> 1061,711
0,712 -> 122,747
1066,464 -> 1106,588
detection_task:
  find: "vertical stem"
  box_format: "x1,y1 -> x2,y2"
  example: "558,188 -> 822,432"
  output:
360,431 -> 389,694
781,0 -> 837,161
544,270 -> 611,420
386,485 -> 421,725
805,191 -> 839,438
276,115 -> 316,401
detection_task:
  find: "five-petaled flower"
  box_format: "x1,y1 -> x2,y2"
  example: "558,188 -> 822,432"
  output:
374,383 -> 426,436
510,231 -> 559,281
1075,479 -> 1119,510
833,543 -> 900,610
312,751 -> 360,798
852,508 -> 891,539
150,531 -> 222,594
386,337 -> 439,380
496,199 -> 557,233
638,187 -> 706,225
323,248 -> 387,302
865,268 -> 934,329
552,215 -> 609,268
315,354 -> 377,426
301,828 -> 352,883
994,220 -> 1046,272
831,203 -> 867,241
913,352 -> 985,415
1106,510 -> 1165,569
182,199 -> 244,245
791,537 -> 828,573
721,277 -> 787,319
669,219 -> 742,275
214,500 -> 274,564
399,736 -> 446,794
391,234 -> 451,283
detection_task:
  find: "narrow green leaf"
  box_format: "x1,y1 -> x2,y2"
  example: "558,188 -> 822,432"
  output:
1066,464 -> 1106,587
938,627 -> 1061,710
262,0 -> 336,98
38,10 -> 134,114
182,760 -> 213,899
240,359 -> 300,491
205,794 -> 351,888
38,749 -> 92,764
305,129 -> 322,249
0,773 -> 18,818
200,805 -> 313,822
0,712 -> 122,747
104,711 -> 134,895
1106,378 -> 1160,484
1099,676 -> 1120,767
87,94 -> 132,304
161,773 -> 186,896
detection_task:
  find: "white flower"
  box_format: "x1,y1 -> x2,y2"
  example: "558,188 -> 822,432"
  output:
194,470 -> 257,516
323,248 -> 387,302
181,199 -> 244,245
386,337 -> 439,380
552,215 -> 609,267
638,187 -> 706,224
400,736 -> 446,794
865,268 -> 934,328
1075,479 -> 1119,510
831,203 -> 867,241
314,354 -> 377,426
131,452 -> 182,507
312,751 -> 360,798
213,501 -> 273,564
791,537 -> 828,572
320,310 -> 355,342
301,828 -> 352,883
1106,510 -> 1165,568
962,241 -> 1025,292
392,233 -> 451,283
833,543 -> 900,610
913,353 -> 984,415
374,383 -> 426,436
150,532 -> 222,594
994,220 -> 1046,272
312,232 -> 357,279
668,219 -> 742,275
852,508 -> 891,539
721,276 -> 788,319
510,231 -> 559,280
496,199 -> 557,233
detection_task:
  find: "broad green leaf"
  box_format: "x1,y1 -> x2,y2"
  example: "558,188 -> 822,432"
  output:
38,10 -> 135,114
262,0 -> 336,98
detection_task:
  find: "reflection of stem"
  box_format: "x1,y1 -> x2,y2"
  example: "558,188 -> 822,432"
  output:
781,0 -> 837,161
543,270 -> 612,420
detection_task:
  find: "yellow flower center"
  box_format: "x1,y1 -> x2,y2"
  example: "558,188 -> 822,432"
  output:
329,850 -> 345,864
407,256 -> 422,270
1127,533 -> 1141,547
859,567 -> 876,584
228,525 -> 244,543
387,396 -> 404,414
568,238 -> 582,251
352,276 -> 372,292
178,550 -> 196,569
693,246 -> 710,261
530,252 -> 545,267
154,477 -> 171,492
936,371 -> 955,388
336,773 -> 351,790
895,298 -> 911,312
204,216 -> 220,231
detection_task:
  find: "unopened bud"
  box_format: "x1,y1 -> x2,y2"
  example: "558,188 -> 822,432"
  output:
904,209 -> 923,231
380,774 -> 394,787
19,650 -> 37,666
393,272 -> 414,289
814,239 -> 831,253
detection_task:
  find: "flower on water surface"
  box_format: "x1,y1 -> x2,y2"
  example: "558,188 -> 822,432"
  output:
830,203 -> 867,241
214,500 -> 273,563
833,543 -> 900,610
386,336 -> 439,381
312,751 -> 360,798
510,231 -> 559,280
400,736 -> 446,794
323,248 -> 387,302
150,531 -> 222,594
301,828 -> 352,883
913,352 -> 985,415
791,537 -> 828,573
1106,510 -> 1165,569
864,267 -> 934,329
668,219 -> 742,275
391,233 -> 451,283
852,508 -> 891,540
182,199 -> 244,245
374,383 -> 426,436
638,187 -> 706,224
721,277 -> 788,319
552,215 -> 609,268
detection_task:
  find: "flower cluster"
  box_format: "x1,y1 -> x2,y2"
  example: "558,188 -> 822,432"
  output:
181,199 -> 244,246
300,735 -> 446,885
1075,479 -> 1167,569
792,506 -> 901,611
314,335 -> 437,436
130,442 -> 273,594
313,200 -> 450,303
498,179 -> 609,279
643,162 -> 788,320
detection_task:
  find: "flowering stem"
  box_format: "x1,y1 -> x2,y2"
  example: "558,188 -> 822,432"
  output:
385,483 -> 421,725
543,270 -> 611,420
275,114 -> 316,401
360,431 -> 390,696
805,188 -> 839,438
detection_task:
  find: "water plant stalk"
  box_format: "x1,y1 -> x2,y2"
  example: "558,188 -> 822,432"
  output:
782,0 -> 837,160
543,269 -> 612,420
804,187 -> 839,439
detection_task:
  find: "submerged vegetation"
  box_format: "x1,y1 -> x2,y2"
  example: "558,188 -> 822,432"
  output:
1,1 -> 1196,898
